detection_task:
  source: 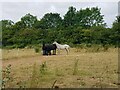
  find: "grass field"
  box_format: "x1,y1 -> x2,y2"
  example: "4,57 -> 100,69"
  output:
2,48 -> 118,88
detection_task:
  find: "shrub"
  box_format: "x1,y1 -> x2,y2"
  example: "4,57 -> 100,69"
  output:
34,47 -> 40,53
103,44 -> 109,51
2,64 -> 12,88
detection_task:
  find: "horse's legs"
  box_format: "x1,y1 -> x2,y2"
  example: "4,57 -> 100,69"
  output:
46,50 -> 48,55
65,48 -> 68,55
43,50 -> 45,55
45,50 -> 47,55
53,50 -> 55,55
68,48 -> 70,52
55,49 -> 56,55
53,50 -> 56,55
58,49 -> 60,54
49,50 -> 51,55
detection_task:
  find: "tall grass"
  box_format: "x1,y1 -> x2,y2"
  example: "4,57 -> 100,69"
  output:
91,65 -> 109,88
3,48 -> 39,60
39,61 -> 47,76
30,62 -> 48,88
30,63 -> 38,88
73,58 -> 79,75
2,64 -> 12,88
75,44 -> 111,53
2,48 -> 117,88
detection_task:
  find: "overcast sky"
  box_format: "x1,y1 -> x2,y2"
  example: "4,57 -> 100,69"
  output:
0,1 -> 119,27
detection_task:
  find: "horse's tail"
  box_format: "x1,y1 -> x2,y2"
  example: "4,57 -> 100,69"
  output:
42,42 -> 46,50
43,43 -> 45,46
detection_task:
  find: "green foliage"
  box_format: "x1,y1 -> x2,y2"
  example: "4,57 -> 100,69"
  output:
21,13 -> 37,28
75,7 -> 106,28
1,6 -> 119,48
111,16 -> 120,47
34,47 -> 40,53
36,13 -> 62,29
63,6 -> 77,27
1,20 -> 14,30
2,64 -> 12,88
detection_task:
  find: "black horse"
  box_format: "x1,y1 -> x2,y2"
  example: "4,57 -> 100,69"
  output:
42,43 -> 57,55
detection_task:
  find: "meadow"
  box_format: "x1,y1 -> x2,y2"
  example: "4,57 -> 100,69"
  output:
2,47 -> 118,88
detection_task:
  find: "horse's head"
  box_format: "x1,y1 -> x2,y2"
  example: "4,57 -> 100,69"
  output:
53,41 -> 57,44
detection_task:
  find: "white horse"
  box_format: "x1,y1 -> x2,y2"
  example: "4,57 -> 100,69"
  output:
53,41 -> 70,54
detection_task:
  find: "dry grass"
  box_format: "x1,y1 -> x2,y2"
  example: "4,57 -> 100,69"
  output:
2,48 -> 118,88
2,48 -> 39,60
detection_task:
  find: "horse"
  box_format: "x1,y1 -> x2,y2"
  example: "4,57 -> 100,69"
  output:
42,43 -> 57,55
53,41 -> 70,55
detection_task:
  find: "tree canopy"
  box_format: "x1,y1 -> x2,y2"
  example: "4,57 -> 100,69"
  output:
1,6 -> 119,48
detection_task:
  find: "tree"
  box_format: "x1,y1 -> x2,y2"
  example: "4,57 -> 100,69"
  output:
1,6 -> 118,48
36,13 -> 62,29
63,6 -> 77,28
90,26 -> 112,45
1,20 -> 15,46
11,28 -> 40,47
20,13 -> 37,28
1,20 -> 14,30
13,21 -> 25,31
76,7 -> 106,28
11,13 -> 38,33
111,16 -> 120,46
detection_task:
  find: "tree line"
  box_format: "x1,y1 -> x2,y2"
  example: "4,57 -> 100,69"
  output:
1,6 -> 120,48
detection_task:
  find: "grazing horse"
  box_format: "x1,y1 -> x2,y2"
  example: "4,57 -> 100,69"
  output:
42,43 -> 57,55
53,41 -> 70,55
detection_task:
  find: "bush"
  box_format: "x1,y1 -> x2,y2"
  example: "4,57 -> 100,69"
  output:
2,64 -> 12,88
103,44 -> 109,51
34,47 -> 40,53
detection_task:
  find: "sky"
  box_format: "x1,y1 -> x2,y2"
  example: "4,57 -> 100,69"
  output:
0,0 -> 119,28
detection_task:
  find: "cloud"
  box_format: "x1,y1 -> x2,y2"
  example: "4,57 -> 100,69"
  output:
49,5 -> 57,13
119,1 -> 120,15
1,2 -> 118,27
